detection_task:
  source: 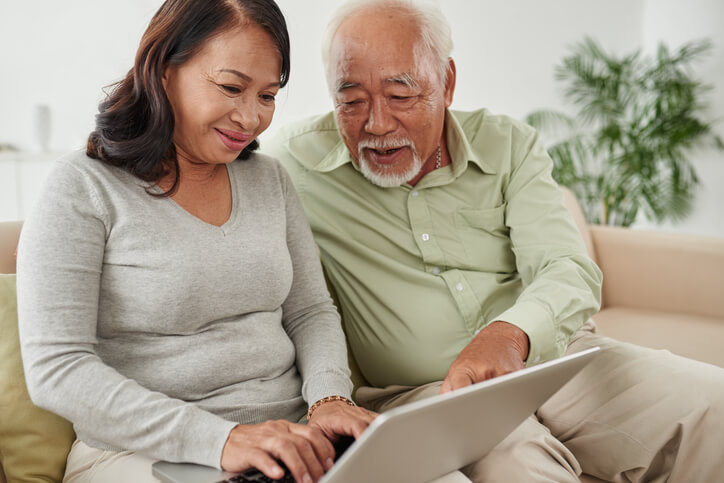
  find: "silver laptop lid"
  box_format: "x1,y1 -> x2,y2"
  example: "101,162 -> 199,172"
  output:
153,347 -> 599,483
320,346 -> 599,483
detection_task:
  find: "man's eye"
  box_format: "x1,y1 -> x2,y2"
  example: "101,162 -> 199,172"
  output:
221,85 -> 241,94
391,95 -> 411,101
344,100 -> 362,105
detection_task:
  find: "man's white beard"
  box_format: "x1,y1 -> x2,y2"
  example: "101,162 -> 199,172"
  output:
357,138 -> 424,188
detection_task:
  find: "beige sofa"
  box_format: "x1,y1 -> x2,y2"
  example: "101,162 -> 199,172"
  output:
560,188 -> 724,367
1,188 -> 723,482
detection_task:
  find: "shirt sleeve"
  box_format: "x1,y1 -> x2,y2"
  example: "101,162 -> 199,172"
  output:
275,163 -> 354,406
492,128 -> 603,365
16,160 -> 236,468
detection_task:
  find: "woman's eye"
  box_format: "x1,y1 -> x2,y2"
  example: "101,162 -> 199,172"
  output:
221,85 -> 241,94
261,94 -> 276,103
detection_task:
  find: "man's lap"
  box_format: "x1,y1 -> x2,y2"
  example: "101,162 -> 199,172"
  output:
355,324 -> 724,482
355,380 -> 580,482
544,329 -> 724,482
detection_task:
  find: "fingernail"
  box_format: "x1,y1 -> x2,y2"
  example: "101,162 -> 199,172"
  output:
303,473 -> 313,483
326,458 -> 334,469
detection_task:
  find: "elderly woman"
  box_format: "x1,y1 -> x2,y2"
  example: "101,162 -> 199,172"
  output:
16,1 -> 373,482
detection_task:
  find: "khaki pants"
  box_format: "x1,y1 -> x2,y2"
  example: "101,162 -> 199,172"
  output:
64,440 -> 470,483
64,425 -> 470,483
355,324 -> 724,483
63,440 -> 160,483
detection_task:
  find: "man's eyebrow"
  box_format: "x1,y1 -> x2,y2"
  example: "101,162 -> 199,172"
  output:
385,73 -> 418,88
335,74 -> 418,93
217,68 -> 281,87
335,80 -> 360,93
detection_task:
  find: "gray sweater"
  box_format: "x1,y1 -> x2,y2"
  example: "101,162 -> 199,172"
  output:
16,150 -> 352,469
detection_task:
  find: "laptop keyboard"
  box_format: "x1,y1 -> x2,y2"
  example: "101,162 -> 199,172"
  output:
223,468 -> 295,483
217,437 -> 355,483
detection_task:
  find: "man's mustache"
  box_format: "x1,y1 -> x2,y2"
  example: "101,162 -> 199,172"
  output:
358,137 -> 416,152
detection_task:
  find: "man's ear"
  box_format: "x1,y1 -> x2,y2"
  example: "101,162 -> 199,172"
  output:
444,58 -> 456,108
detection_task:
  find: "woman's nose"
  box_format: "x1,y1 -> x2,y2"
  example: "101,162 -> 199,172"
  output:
229,96 -> 260,132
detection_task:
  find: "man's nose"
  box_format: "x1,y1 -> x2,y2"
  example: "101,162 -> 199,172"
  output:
364,98 -> 396,136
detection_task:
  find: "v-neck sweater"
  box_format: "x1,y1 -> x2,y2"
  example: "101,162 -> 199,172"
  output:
16,149 -> 352,468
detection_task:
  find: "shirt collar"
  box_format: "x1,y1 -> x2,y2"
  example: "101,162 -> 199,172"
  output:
285,109 -> 497,175
445,109 -> 497,175
284,112 -> 352,173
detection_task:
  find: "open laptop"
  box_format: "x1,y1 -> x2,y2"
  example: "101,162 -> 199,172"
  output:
153,346 -> 599,483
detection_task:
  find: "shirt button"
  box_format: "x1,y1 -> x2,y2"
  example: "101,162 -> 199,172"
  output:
455,283 -> 464,292
411,190 -> 419,197
474,328 -> 482,335
431,266 -> 440,275
421,233 -> 430,242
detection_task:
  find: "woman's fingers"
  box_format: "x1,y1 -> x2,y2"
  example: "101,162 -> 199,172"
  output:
269,437 -> 316,483
289,423 -> 336,470
221,421 -> 335,482
244,448 -> 286,480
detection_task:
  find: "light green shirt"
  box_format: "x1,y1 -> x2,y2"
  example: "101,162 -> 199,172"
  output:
263,109 -> 602,388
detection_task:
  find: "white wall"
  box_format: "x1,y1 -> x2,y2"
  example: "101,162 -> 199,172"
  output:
636,0 -> 724,237
0,1 -> 162,152
1,0 -> 721,236
271,0 -> 645,134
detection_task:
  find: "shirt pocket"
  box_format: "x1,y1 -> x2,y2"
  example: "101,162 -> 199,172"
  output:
455,205 -> 515,272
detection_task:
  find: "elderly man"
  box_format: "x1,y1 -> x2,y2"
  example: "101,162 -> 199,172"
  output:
263,0 -> 724,481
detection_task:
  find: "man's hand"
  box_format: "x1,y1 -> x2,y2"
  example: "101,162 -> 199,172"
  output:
308,400 -> 377,441
221,420 -> 334,483
439,321 -> 530,394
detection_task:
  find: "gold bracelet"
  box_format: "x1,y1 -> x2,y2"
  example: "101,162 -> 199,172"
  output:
307,395 -> 355,420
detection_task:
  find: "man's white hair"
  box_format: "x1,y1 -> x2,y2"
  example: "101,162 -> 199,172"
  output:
321,0 -> 454,91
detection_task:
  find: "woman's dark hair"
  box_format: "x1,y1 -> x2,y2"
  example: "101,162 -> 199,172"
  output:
87,0 -> 290,195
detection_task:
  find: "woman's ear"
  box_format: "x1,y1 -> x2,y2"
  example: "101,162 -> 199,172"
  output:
161,64 -> 171,91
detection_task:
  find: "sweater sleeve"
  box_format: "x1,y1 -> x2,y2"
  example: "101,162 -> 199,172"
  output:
275,163 -> 354,406
16,158 -> 236,468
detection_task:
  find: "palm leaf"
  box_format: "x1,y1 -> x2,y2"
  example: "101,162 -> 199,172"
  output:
527,37 -> 722,226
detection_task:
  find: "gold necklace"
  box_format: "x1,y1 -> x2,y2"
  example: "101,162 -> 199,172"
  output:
435,145 -> 441,169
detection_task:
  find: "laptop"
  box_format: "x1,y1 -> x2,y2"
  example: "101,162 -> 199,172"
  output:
153,346 -> 599,483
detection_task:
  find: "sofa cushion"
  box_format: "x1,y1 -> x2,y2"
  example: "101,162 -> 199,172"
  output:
0,274 -> 75,482
594,307 -> 724,367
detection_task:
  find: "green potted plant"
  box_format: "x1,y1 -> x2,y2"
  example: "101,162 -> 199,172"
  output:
526,37 -> 723,226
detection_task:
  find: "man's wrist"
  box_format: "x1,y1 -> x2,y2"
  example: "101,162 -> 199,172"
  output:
488,320 -> 530,361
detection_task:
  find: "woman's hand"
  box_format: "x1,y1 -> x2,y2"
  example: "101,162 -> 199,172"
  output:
308,400 -> 377,441
221,420 -> 335,483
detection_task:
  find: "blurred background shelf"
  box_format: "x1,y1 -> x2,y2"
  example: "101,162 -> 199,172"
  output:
0,151 -> 65,222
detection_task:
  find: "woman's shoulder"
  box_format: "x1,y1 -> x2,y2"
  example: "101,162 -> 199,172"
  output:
49,148 -> 95,173
37,150 -> 149,222
51,149 -> 143,190
52,149 -> 123,178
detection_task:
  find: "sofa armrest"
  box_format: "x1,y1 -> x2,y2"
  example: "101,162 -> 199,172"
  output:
0,221 -> 23,275
590,225 -> 724,319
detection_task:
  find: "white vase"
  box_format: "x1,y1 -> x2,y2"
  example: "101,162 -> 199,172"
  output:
33,104 -> 52,152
